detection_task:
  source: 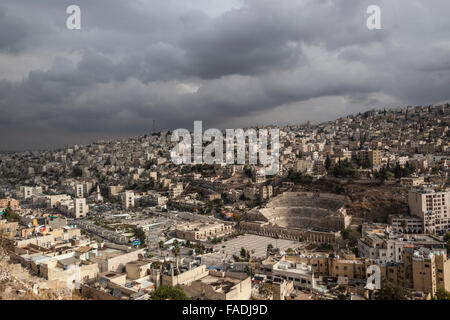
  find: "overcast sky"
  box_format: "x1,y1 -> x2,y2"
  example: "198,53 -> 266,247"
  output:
1,0 -> 450,150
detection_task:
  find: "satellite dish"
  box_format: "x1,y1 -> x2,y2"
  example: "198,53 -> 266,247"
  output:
99,278 -> 108,288
113,288 -> 123,298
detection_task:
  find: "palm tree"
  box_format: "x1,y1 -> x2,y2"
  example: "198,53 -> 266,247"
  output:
172,240 -> 180,272
159,240 -> 164,258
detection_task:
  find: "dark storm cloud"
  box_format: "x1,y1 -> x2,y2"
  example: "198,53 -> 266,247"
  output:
0,7 -> 28,53
1,0 -> 450,150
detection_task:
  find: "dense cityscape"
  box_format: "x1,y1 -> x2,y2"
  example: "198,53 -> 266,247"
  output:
1,103 -> 450,300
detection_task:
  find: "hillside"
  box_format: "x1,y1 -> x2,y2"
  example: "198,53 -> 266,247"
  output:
292,179 -> 409,223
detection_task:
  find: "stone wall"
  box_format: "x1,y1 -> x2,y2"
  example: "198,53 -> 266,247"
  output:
238,221 -> 338,243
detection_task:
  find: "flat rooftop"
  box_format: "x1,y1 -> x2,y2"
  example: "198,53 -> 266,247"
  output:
196,275 -> 241,293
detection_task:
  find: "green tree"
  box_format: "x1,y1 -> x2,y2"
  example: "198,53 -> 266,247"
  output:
159,240 -> 164,256
171,240 -> 181,271
3,207 -> 20,222
325,155 -> 332,171
317,243 -> 334,251
435,288 -> 450,300
374,280 -> 411,300
150,285 -> 189,300
341,228 -> 361,246
231,212 -> 242,222
244,167 -> 253,178
444,232 -> 450,242
375,166 -> 393,183
132,226 -> 146,247
394,163 -> 402,179
331,159 -> 357,178
258,283 -> 275,298
244,265 -> 250,275
72,167 -> 83,177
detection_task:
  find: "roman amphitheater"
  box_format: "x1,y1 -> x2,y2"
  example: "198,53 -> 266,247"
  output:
239,192 -> 351,244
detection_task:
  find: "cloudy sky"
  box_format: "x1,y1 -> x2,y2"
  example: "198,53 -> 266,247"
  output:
1,0 -> 450,150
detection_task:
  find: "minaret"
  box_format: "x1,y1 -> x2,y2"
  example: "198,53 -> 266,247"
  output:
96,185 -> 104,203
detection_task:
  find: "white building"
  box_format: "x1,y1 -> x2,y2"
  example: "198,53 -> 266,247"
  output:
45,194 -> 72,208
73,198 -> 88,218
408,187 -> 450,235
295,160 -> 313,174
122,191 -> 135,210
170,183 -> 183,198
22,186 -> 43,200
260,258 -> 316,291
75,184 -> 84,198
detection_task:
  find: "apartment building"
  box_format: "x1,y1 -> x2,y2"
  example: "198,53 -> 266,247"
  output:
258,256 -> 316,290
176,222 -> 233,241
170,183 -> 184,198
408,187 -> 450,235
74,182 -> 92,198
259,185 -> 273,200
295,160 -> 313,173
388,215 -> 424,234
404,247 -> 450,296
353,149 -> 381,167
147,192 -> 168,206
400,177 -> 425,187
358,232 -> 443,263
45,194 -> 72,208
73,198 -> 89,218
39,257 -> 99,285
284,254 -> 370,282
21,186 -> 43,200
161,264 -> 252,300
122,191 -> 135,210
108,185 -> 124,197
0,197 -> 19,210
75,184 -> 84,198
0,220 -> 18,238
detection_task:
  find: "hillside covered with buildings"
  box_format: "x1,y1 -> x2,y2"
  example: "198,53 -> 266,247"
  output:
1,103 -> 450,300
